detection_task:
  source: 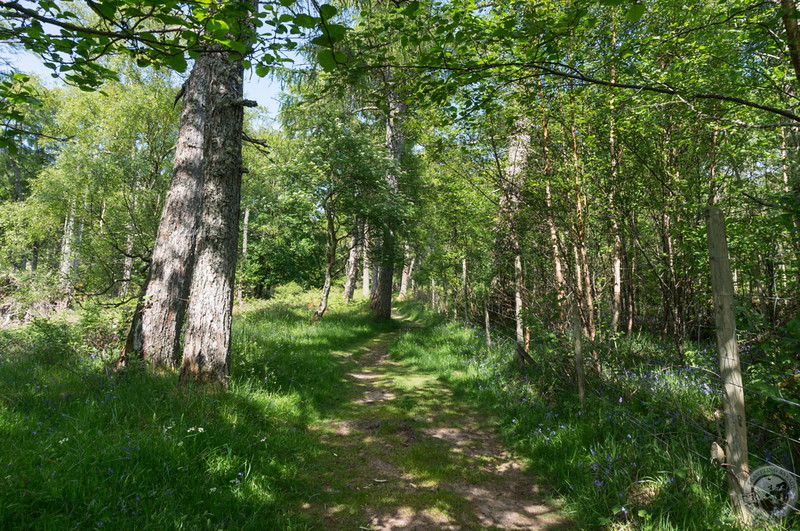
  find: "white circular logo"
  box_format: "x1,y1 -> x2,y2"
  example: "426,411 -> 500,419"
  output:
745,465 -> 798,522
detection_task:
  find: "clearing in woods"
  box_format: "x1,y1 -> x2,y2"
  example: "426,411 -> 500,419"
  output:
301,312 -> 574,529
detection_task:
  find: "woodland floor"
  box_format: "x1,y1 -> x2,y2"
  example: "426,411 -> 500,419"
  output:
301,312 -> 574,530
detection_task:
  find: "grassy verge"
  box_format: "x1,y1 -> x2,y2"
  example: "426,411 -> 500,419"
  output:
392,299 -> 759,530
0,291 -> 390,529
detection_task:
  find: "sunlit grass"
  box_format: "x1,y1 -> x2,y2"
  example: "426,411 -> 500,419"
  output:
0,291 -> 384,529
391,298 -> 770,530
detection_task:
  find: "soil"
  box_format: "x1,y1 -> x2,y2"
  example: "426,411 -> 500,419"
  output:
303,314 -> 575,530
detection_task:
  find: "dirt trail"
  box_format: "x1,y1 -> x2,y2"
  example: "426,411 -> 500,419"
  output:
304,315 -> 574,530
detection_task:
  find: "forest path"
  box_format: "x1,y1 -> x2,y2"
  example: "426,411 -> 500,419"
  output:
302,312 -> 574,530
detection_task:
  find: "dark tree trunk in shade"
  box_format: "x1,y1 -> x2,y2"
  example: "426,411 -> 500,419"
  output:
179,46 -> 246,386
120,54 -> 210,367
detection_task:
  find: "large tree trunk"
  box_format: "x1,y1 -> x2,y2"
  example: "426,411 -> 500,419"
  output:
120,54 -> 210,367
179,45 -> 247,387
312,195 -> 337,322
371,71 -> 405,320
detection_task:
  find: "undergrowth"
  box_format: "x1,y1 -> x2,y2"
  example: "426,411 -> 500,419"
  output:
2,289 -> 794,529
393,299 -> 796,530
0,290 -> 389,529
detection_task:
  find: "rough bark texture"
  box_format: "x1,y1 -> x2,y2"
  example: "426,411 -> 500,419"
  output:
121,56 -> 209,367
370,75 -> 405,320
179,46 -> 245,387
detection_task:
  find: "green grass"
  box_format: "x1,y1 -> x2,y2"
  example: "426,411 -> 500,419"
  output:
0,291 -> 391,530
391,298 -> 773,530
3,290 -> 791,529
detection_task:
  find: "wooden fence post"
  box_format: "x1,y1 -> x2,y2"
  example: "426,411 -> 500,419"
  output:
705,206 -> 750,522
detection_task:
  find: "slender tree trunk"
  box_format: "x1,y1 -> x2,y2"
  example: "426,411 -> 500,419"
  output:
568,107 -> 596,344
608,42 -> 623,338
312,196 -> 337,322
399,241 -> 413,299
10,159 -> 23,201
343,221 -> 360,303
362,221 -> 371,299
705,206 -> 750,522
29,241 -> 39,272
573,300 -> 586,408
58,203 -> 77,295
625,237 -> 636,335
782,0 -> 800,87
483,297 -> 492,347
462,256 -> 469,321
539,79 -> 566,326
121,54 -> 210,367
121,230 -> 135,297
180,44 -> 248,387
237,205 -> 250,304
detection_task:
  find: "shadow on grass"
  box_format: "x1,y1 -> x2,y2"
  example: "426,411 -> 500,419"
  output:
0,299 -> 399,530
389,300 -> 735,530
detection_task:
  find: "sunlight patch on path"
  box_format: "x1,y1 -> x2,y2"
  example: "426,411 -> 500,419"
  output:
303,315 -> 574,530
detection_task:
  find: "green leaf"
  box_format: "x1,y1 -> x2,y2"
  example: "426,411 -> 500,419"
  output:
317,48 -> 336,71
319,4 -> 337,20
294,13 -> 317,28
208,19 -> 230,37
325,23 -> 347,42
228,40 -> 247,54
167,53 -> 188,72
626,4 -> 645,22
92,1 -> 116,19
402,0 -> 420,16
